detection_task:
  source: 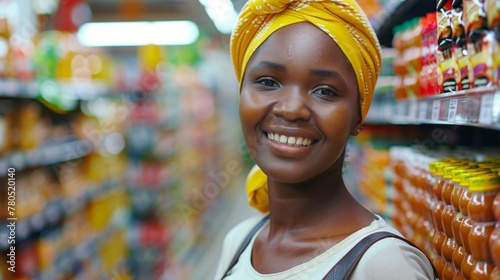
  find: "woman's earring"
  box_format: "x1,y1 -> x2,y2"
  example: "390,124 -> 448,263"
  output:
353,125 -> 363,135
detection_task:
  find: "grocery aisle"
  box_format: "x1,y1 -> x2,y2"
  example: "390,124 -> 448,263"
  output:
0,1 -> 252,279
0,0 -> 499,279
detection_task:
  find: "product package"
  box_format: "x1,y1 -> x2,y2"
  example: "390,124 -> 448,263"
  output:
464,0 -> 494,88
438,0 -> 460,93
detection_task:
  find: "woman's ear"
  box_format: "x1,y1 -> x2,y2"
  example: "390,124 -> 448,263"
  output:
351,95 -> 363,136
351,120 -> 363,136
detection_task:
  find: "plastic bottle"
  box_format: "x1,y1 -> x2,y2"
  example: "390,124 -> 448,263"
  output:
459,170 -> 491,278
451,168 -> 474,271
441,166 -> 459,264
468,174 -> 500,279
490,213 -> 500,280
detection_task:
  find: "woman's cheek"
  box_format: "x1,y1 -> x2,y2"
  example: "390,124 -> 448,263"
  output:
239,92 -> 259,127
239,90 -> 265,125
322,105 -> 356,136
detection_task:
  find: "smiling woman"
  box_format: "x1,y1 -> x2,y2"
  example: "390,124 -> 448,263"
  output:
240,22 -> 359,185
214,1 -> 439,279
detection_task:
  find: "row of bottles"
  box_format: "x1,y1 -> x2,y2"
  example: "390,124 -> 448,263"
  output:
389,146 -> 500,279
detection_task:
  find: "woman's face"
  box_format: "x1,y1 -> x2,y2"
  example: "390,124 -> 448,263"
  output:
239,22 -> 360,184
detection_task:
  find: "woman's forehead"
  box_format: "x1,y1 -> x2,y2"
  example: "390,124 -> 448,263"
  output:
247,22 -> 355,77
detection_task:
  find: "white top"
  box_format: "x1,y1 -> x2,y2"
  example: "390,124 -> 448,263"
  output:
214,215 -> 434,280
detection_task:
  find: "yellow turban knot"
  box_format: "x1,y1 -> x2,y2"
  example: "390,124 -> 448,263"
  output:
231,0 -> 382,213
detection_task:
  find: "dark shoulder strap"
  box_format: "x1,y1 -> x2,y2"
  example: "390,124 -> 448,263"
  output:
221,215 -> 270,279
323,231 -> 440,280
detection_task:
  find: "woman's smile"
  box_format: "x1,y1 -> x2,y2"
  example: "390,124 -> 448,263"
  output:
266,132 -> 314,147
263,129 -> 317,158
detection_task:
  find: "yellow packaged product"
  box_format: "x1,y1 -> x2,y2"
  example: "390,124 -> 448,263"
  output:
485,0 -> 500,86
452,5 -> 471,90
464,0 -> 494,88
438,0 -> 459,93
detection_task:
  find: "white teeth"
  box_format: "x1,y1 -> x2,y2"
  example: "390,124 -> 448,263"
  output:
267,133 -> 313,146
279,135 -> 287,144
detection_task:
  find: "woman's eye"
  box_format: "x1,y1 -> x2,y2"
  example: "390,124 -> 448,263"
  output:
313,87 -> 337,96
256,78 -> 278,88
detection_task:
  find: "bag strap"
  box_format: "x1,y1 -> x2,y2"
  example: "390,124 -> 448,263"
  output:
221,215 -> 270,279
322,231 -> 440,280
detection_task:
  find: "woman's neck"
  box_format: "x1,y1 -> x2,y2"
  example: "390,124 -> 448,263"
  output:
265,175 -> 375,238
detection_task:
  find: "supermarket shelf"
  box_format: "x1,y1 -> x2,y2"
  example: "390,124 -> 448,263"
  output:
49,225 -> 118,279
0,179 -> 122,250
371,0 -> 435,47
0,79 -> 109,100
365,88 -> 500,130
0,136 -> 93,177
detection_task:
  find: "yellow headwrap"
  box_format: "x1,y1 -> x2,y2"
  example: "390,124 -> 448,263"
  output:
231,0 -> 381,213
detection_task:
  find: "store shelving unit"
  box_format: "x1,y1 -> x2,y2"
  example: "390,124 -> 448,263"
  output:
366,88 -> 500,130
0,178 -> 122,248
366,0 -> 500,132
350,1 -> 500,278
371,0 -> 436,47
0,73 -> 130,279
1,0 -> 242,279
0,79 -> 109,100
1,40 -> 241,280
0,136 -> 92,176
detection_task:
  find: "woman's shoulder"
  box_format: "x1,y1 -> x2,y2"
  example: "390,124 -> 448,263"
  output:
214,215 -> 268,280
352,222 -> 435,280
225,215 -> 267,242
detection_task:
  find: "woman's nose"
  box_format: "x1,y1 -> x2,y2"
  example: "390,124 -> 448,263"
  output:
271,87 -> 311,121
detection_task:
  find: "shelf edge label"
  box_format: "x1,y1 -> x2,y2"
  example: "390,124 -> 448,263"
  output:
418,101 -> 428,120
432,100 -> 441,120
447,99 -> 458,122
479,94 -> 494,124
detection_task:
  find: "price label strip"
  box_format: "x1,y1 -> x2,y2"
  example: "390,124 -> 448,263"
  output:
418,101 -> 428,121
5,80 -> 18,96
494,93 -> 500,123
384,103 -> 392,120
408,101 -> 418,121
397,102 -> 406,117
479,94 -> 494,124
432,100 -> 441,121
447,99 -> 458,123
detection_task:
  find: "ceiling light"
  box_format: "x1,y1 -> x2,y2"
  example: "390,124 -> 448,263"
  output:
32,0 -> 59,15
199,0 -> 238,34
76,21 -> 199,47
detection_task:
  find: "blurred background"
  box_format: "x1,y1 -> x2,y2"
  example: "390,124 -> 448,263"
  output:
0,0 -> 499,279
